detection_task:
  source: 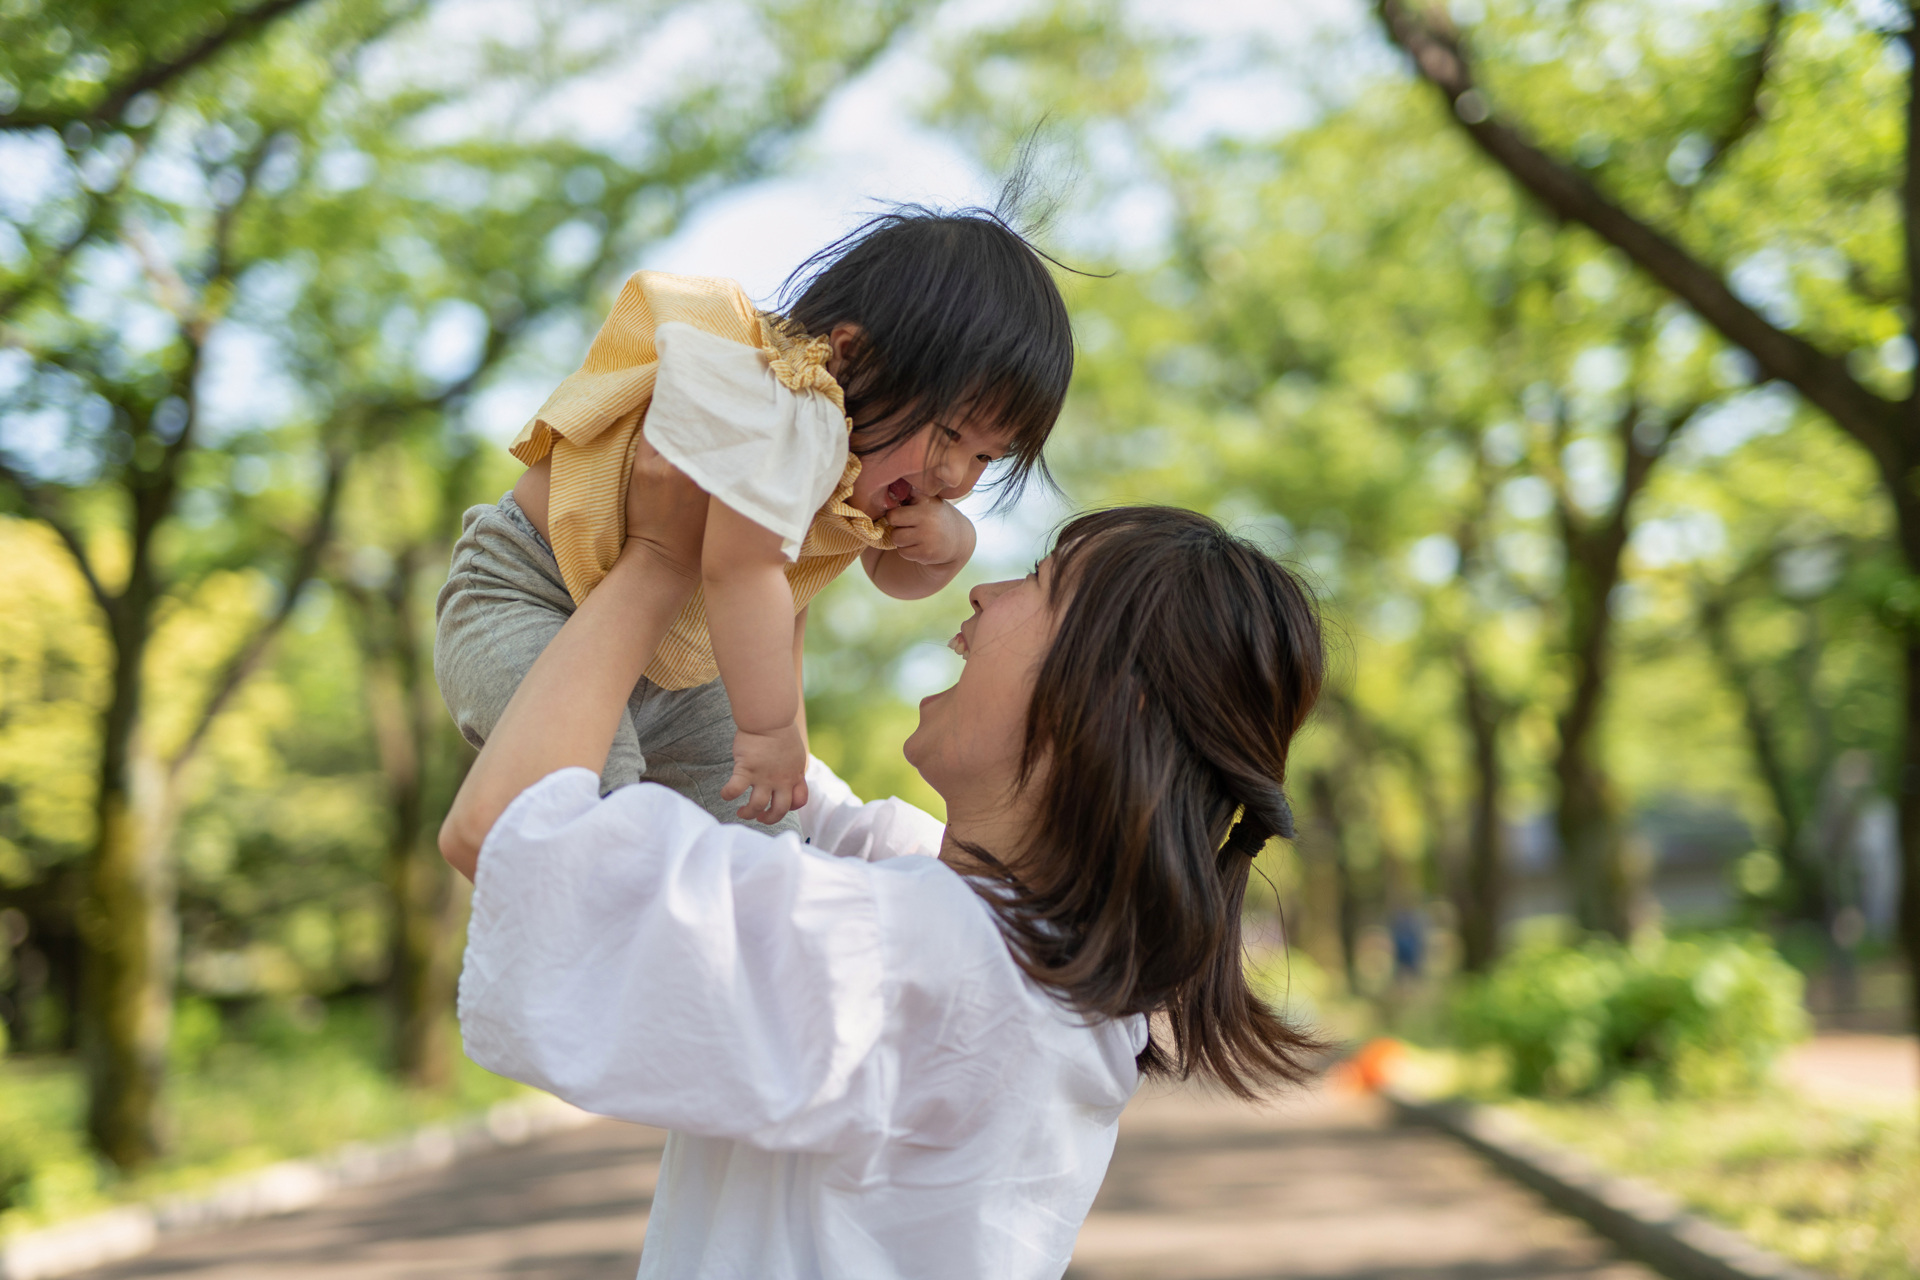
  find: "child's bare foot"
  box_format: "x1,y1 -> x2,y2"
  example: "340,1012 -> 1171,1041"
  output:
721,723 -> 810,824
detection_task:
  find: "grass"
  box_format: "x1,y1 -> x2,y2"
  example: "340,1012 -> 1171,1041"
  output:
1506,1088 -> 1917,1280
0,997 -> 530,1240
1390,1037 -> 1920,1280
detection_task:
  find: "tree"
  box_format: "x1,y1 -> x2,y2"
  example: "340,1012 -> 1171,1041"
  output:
935,7 -> 1757,950
2,0 -> 411,1171
1376,0 -> 1919,1049
2,0 -> 930,1165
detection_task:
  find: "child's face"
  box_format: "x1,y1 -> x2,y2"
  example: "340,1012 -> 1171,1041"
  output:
849,414 -> 1013,522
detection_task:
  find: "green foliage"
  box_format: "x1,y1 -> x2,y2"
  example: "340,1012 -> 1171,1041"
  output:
1451,934 -> 1809,1097
1509,1091 -> 1919,1280
0,996 -> 527,1239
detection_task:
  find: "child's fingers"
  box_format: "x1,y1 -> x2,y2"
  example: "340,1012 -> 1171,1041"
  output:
721,769 -> 749,802
735,781 -> 768,820
791,779 -> 809,812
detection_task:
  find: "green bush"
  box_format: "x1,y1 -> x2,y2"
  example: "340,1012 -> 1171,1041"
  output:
1451,934 -> 1808,1098
0,1133 -> 31,1215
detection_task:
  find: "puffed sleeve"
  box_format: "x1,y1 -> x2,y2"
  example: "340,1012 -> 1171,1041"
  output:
645,321 -> 849,561
796,756 -> 947,863
457,768 -> 892,1154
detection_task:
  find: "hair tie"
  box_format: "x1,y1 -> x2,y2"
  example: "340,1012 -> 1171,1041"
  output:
1221,792 -> 1295,857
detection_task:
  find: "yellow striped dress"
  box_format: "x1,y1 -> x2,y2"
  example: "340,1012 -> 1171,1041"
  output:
507,271 -> 894,691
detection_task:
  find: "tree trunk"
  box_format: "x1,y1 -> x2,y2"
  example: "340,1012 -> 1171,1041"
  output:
1555,536 -> 1633,938
1457,652 -> 1505,971
1555,754 -> 1630,938
1297,771 -> 1351,990
1553,566 -> 1632,937
1699,592 -> 1829,925
78,619 -> 177,1170
355,534 -> 474,1088
1549,400 -> 1667,940
389,825 -> 464,1087
1896,492 -> 1920,1044
1900,634 -> 1920,1040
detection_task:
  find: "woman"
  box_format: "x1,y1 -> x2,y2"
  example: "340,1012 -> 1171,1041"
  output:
439,446 -> 1326,1280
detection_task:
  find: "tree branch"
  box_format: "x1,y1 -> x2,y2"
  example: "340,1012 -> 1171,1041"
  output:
0,457 -> 116,619
0,136 -> 143,324
166,444 -> 348,776
1698,0 -> 1783,183
0,0 -> 325,133
1375,0 -> 1903,483
1905,18 -> 1920,407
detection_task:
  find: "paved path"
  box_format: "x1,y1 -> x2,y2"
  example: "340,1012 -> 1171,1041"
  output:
1782,1032 -> 1917,1107
79,1085 -> 1655,1280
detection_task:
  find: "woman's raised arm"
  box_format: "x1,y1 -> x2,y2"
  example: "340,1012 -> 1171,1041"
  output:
438,442 -> 709,878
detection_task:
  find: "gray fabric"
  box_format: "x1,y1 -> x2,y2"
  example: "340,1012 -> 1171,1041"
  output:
433,492 -> 799,835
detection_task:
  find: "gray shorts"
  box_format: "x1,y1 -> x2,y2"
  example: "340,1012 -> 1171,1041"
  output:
433,493 -> 799,834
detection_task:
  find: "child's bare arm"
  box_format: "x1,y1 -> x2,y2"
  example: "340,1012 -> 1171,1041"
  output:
862,496 -> 977,601
703,498 -> 808,823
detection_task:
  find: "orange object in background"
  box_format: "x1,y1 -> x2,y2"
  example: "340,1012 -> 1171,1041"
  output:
1333,1038 -> 1405,1094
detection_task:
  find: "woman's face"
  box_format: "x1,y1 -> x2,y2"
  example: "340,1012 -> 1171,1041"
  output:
904,559 -> 1058,807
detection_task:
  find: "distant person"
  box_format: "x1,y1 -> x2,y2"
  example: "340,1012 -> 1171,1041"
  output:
434,202 -> 1071,833
438,461 -> 1329,1280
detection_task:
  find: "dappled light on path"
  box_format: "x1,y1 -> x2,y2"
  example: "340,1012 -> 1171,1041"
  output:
69,1082 -> 1660,1279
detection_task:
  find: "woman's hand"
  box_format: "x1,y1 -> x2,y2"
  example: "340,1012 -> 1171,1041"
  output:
624,437 -> 708,584
439,445 -> 710,880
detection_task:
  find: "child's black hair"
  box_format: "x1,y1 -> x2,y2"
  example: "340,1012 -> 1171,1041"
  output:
776,202 -> 1074,502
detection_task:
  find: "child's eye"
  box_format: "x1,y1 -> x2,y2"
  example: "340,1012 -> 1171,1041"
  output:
943,427 -> 963,443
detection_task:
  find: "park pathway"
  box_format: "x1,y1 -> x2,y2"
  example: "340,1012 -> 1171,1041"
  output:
72,1083 -> 1656,1280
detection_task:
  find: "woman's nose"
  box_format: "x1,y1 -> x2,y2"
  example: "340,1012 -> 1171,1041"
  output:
970,579 -> 1015,613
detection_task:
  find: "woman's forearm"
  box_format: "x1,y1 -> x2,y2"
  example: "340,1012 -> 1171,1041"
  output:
439,540 -> 698,879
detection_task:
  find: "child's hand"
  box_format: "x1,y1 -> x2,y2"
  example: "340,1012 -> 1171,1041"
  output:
722,722 -> 810,824
887,495 -> 976,568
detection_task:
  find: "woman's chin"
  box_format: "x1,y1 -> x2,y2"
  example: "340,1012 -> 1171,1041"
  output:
903,686 -> 953,766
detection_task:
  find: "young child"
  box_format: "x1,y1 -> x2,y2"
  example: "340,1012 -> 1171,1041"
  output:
434,208 -> 1073,831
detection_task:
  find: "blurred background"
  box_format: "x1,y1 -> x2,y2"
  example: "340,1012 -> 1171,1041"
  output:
0,0 -> 1913,1275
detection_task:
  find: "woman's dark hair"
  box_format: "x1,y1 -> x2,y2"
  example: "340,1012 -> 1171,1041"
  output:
776,203 -> 1073,501
968,506 -> 1329,1096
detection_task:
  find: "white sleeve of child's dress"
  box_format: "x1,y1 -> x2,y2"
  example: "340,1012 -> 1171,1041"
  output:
644,321 -> 849,561
458,768 -> 901,1153
795,755 -> 946,863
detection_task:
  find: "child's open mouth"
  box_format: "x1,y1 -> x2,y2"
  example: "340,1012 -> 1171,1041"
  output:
886,479 -> 914,509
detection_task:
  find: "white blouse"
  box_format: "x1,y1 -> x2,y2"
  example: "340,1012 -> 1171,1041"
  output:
458,759 -> 1146,1280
